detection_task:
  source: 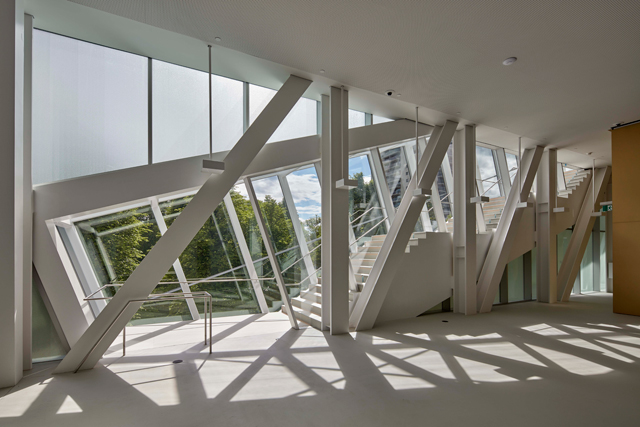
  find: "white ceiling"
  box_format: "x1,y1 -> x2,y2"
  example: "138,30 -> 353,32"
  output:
28,0 -> 640,167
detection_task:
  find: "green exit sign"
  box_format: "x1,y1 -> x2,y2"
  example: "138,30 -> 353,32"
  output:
602,204 -> 612,212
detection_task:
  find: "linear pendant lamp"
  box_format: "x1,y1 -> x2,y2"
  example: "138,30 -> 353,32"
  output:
203,44 -> 225,172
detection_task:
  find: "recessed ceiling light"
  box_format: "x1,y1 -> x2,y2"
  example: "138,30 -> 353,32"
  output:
396,93 -> 402,97
214,37 -> 222,42
502,57 -> 517,66
320,69 -> 325,74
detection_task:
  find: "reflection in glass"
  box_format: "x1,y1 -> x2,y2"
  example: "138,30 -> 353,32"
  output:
75,205 -> 191,323
508,256 -> 525,302
373,115 -> 393,124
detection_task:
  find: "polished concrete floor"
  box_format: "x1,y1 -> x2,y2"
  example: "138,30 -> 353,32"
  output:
2,293 -> 640,426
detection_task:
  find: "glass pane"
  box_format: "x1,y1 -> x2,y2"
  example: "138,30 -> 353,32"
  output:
230,183 -> 282,311
349,109 -> 366,128
152,60 -> 243,163
159,196 -> 261,316
75,205 -> 192,323
476,146 -> 501,198
508,256 -> 525,302
249,84 -> 317,143
32,282 -> 67,363
285,166 -> 322,271
580,233 -> 594,293
349,154 -> 387,245
600,217 -> 607,292
33,30 -> 148,185
531,248 -> 537,299
251,176 -> 307,296
557,229 -> 572,274
373,115 -> 393,124
506,153 -> 518,184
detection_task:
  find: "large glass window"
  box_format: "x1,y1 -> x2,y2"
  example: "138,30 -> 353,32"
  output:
507,256 -> 525,302
33,30 -> 148,185
372,115 -> 393,124
349,154 -> 387,244
249,84 -> 317,143
506,153 -> 519,184
476,146 -> 501,198
251,175 -> 309,295
349,110 -> 366,128
32,282 -> 67,363
580,233 -> 594,293
75,205 -> 192,323
159,196 -> 261,316
152,60 -> 243,163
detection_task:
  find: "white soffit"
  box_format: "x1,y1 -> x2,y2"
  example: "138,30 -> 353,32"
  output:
30,0 -> 640,168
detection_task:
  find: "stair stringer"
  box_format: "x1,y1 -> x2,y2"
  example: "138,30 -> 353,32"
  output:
373,232 -> 493,326
555,170 -> 591,234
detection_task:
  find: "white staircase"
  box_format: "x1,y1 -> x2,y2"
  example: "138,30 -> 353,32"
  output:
284,232 -> 428,329
559,169 -> 590,199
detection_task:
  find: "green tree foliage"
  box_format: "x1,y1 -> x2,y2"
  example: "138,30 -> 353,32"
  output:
349,172 -> 387,239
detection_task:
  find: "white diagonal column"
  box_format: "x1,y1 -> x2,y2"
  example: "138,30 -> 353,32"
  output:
476,146 -> 544,313
453,126 -> 477,315
558,167 -> 611,301
350,120 -> 458,331
536,149 -> 558,303
320,94 -> 331,331
54,75 -> 311,374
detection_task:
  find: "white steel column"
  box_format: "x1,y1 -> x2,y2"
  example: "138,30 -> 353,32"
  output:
495,148 -> 512,196
244,178 -> 298,327
558,167 -> 611,301
453,126 -> 477,315
54,75 -> 310,374
223,193 -> 269,313
476,146 -> 544,313
149,199 -> 200,320
0,0 -> 25,387
536,149 -> 558,303
277,174 -> 319,287
350,121 -> 458,331
327,86 -> 351,335
320,95 -> 331,331
22,12 -> 33,370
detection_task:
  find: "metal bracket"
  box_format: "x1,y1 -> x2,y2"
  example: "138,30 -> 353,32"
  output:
336,178 -> 358,189
413,187 -> 432,197
470,196 -> 490,203
202,159 -> 225,173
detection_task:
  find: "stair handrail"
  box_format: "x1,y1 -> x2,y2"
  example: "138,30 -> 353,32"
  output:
280,242 -> 322,275
350,206 -> 385,225
349,216 -> 389,254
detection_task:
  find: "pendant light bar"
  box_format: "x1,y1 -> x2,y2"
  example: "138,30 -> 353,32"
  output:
336,85 -> 357,189
203,44 -> 225,172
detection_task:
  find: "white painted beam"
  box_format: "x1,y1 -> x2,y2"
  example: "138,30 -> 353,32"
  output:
558,167 -> 611,301
476,146 -> 544,313
536,149 -> 558,303
53,75 -> 310,374
320,95 -> 331,331
453,126 -> 477,315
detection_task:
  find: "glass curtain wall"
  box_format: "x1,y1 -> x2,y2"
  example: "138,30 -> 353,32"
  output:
32,281 -> 67,363
152,60 -> 243,163
349,154 -> 387,245
251,175 -> 309,297
506,153 -> 519,184
159,196 -> 261,316
349,109 -> 366,128
476,146 -> 501,198
33,30 -> 148,185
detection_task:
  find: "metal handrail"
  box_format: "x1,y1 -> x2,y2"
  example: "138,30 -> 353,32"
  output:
280,242 -> 322,275
78,291 -> 213,373
350,206 -> 384,225
350,216 -> 389,250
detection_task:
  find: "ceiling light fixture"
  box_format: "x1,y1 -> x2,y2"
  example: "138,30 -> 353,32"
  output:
320,69 -> 325,74
214,37 -> 222,42
502,57 -> 517,66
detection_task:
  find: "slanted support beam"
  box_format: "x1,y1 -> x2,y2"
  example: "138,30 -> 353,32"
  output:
453,126 -> 477,315
54,75 -> 311,374
536,149 -> 558,303
558,167 -> 611,301
350,120 -> 458,331
476,146 -> 544,313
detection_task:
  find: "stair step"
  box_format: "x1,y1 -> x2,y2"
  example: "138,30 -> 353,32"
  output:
292,297 -> 322,316
372,235 -> 386,241
300,290 -> 322,303
290,306 -> 322,330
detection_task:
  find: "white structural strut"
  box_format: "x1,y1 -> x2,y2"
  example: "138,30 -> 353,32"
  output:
244,178 -> 298,328
476,146 -> 544,313
223,193 -> 269,314
536,149 -> 558,303
350,120 -> 458,331
558,166 -> 611,302
320,95 -> 331,331
327,86 -> 351,334
53,75 -> 310,373
149,199 -> 201,320
453,126 -> 477,315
